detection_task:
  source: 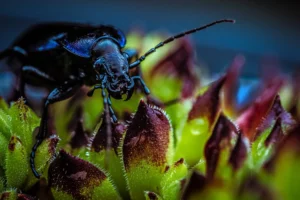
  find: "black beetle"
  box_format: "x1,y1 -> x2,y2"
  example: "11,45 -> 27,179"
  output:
0,19 -> 234,178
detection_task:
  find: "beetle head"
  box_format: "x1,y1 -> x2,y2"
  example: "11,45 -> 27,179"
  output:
93,55 -> 132,100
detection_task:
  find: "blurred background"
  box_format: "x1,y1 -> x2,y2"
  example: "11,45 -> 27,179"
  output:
0,0 -> 299,78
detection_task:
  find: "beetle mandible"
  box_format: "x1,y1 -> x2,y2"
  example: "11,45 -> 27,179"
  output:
0,19 -> 234,178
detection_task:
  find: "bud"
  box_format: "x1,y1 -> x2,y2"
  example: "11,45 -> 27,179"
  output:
123,100 -> 173,199
48,150 -> 120,199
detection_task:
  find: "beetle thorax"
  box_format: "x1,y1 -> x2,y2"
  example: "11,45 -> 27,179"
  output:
91,39 -> 120,56
92,39 -> 129,77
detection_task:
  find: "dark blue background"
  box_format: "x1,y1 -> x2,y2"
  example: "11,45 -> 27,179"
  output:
0,0 -> 299,77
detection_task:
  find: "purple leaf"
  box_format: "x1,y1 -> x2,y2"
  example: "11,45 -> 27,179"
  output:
204,114 -> 238,179
188,75 -> 226,124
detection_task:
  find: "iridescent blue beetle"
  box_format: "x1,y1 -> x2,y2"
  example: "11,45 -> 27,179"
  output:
0,19 -> 234,178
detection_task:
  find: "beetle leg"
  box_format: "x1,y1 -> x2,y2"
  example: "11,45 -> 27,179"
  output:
129,65 -> 179,107
0,47 -> 28,101
128,76 -> 150,95
87,84 -> 102,97
101,89 -> 117,123
86,76 -> 116,122
87,75 -> 108,97
124,50 -> 150,95
108,96 -> 118,123
22,66 -> 56,83
0,46 -> 27,59
20,65 -> 56,96
30,82 -> 81,178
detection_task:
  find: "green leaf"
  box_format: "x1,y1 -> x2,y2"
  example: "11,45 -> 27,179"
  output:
125,161 -> 165,200
266,125 -> 300,199
160,158 -> 188,200
82,91 -> 104,131
250,127 -> 273,170
0,97 -> 8,111
148,75 -> 182,103
51,190 -> 73,200
7,99 -> 40,153
5,136 -> 29,189
174,118 -> 210,167
53,100 -> 77,149
174,76 -> 225,167
25,135 -> 59,190
87,118 -> 129,199
110,92 -> 145,117
0,133 -> 8,168
189,182 -> 234,200
165,99 -> 193,143
139,33 -> 175,74
91,178 -> 121,200
272,151 -> 300,200
0,109 -> 11,139
88,150 -> 129,199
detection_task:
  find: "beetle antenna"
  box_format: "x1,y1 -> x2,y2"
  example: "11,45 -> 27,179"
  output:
129,19 -> 235,68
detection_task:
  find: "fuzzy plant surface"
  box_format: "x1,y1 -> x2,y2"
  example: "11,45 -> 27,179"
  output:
0,30 -> 300,200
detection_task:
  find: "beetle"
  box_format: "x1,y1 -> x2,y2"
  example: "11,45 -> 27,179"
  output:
0,19 -> 234,178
